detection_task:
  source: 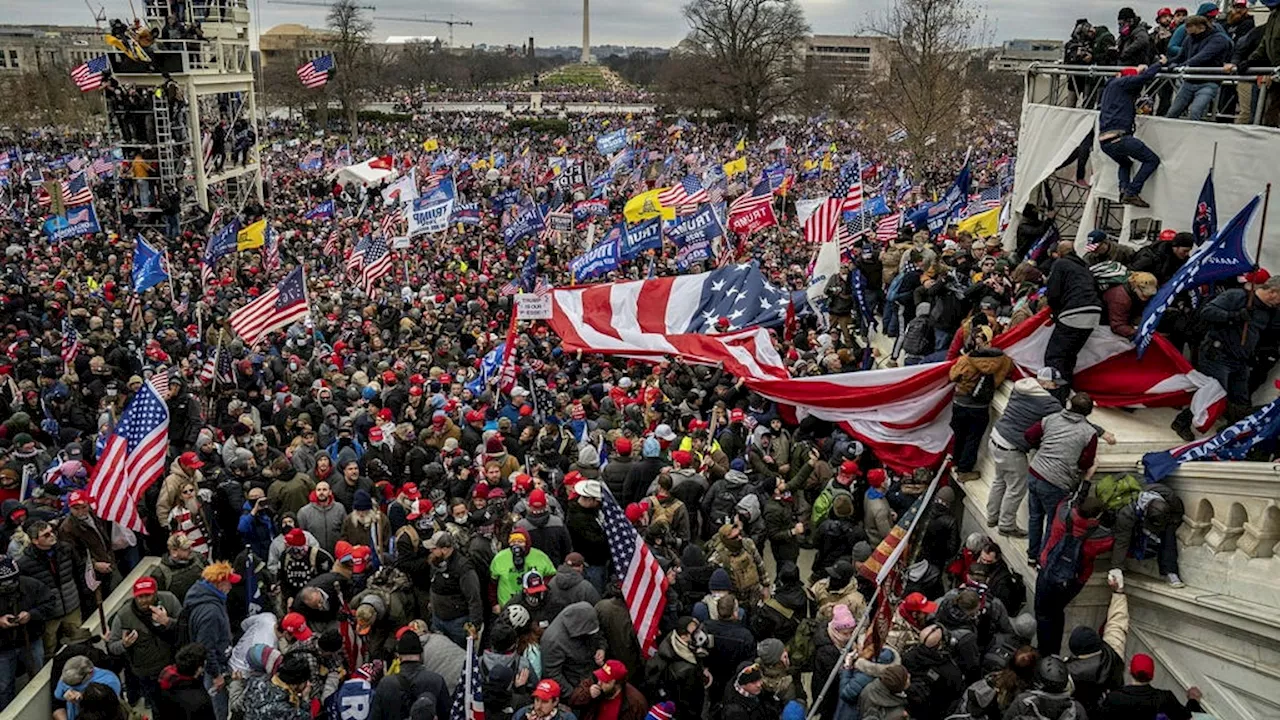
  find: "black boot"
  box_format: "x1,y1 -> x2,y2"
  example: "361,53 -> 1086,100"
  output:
1171,408 -> 1195,442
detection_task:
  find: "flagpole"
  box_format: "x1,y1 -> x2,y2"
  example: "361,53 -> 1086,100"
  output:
1242,183 -> 1271,345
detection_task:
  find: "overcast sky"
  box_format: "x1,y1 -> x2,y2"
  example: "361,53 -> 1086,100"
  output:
14,0 -> 1126,49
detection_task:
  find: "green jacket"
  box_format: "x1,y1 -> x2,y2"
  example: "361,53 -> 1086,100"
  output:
107,591 -> 182,678
490,548 -> 556,606
1247,13 -> 1280,69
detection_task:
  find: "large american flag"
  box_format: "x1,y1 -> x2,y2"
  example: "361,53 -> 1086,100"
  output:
323,227 -> 340,258
297,54 -> 334,89
71,55 -> 110,92
657,175 -> 709,212
61,318 -> 80,365
600,485 -> 668,658
36,172 -> 93,209
229,266 -> 309,344
359,234 -> 393,297
449,636 -> 485,720
876,212 -> 903,243
346,235 -> 370,278
803,176 -> 855,247
545,263 -> 791,382
87,378 -> 169,532
728,180 -> 773,216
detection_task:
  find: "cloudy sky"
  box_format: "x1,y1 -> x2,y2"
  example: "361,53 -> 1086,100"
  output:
16,0 -> 1126,49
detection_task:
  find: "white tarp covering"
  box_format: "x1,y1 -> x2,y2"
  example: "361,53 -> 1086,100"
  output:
1003,102 -> 1280,271
329,158 -> 397,188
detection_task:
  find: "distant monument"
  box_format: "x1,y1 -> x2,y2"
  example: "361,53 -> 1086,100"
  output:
581,0 -> 591,63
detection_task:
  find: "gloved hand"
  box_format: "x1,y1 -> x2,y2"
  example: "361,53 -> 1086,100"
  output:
1107,568 -> 1125,593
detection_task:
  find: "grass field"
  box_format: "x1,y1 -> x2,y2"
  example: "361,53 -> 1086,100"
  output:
538,64 -> 611,89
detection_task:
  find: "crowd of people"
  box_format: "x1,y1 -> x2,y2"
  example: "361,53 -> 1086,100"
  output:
0,54 -> 1274,720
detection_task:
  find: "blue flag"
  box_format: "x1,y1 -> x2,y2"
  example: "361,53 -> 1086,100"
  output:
465,342 -> 506,396
851,267 -> 878,332
1192,169 -> 1217,245
132,236 -> 169,293
570,239 -> 621,282
1026,223 -> 1060,263
520,245 -> 539,292
305,198 -> 335,221
1143,389 -> 1280,482
245,555 -> 265,615
1135,195 -> 1259,357
620,218 -> 662,261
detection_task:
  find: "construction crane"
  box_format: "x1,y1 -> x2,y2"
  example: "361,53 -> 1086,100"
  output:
268,0 -> 377,10
373,14 -> 473,47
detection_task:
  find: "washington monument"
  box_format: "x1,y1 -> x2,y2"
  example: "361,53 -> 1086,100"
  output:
581,0 -> 591,63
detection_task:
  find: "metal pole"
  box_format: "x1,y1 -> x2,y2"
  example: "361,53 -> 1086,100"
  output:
1241,182 -> 1271,345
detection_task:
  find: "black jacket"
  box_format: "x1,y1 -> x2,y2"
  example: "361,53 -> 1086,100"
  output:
1199,287 -> 1280,361
0,577 -> 54,649
17,541 -> 82,618
1046,253 -> 1101,324
1117,22 -> 1153,64
644,633 -> 705,720
1129,243 -> 1186,286
372,661 -> 450,720
565,502 -> 610,567
1099,683 -> 1201,720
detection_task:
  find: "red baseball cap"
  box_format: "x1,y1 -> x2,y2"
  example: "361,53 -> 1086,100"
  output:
512,473 -> 533,493
729,409 -> 745,423
285,528 -> 307,547
1129,653 -> 1156,681
901,591 -> 938,615
401,483 -> 421,500
532,678 -> 561,700
281,612 -> 313,642
528,488 -> 548,510
68,490 -> 91,507
132,577 -> 158,597
178,451 -> 204,470
593,659 -> 628,683
351,546 -> 373,574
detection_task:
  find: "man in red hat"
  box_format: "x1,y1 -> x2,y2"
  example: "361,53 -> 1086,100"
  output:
516,678 -> 574,720
107,576 -> 181,712
515,488 -> 572,566
59,491 -> 117,596
569,658 -> 647,720
1099,652 -> 1203,718
157,450 -> 206,531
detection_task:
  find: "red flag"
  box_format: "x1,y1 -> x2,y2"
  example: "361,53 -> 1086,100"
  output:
368,155 -> 394,171
497,314 -> 519,394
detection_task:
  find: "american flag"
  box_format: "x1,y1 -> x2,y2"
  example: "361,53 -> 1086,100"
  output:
87,379 -> 169,532
449,636 -> 485,720
729,180 -> 773,216
198,348 -> 218,385
89,154 -> 115,179
263,226 -> 280,273
229,266 -> 310,344
126,293 -> 143,325
421,168 -> 449,191
359,235 -> 393,297
36,172 -> 93,209
876,212 -> 902,243
378,211 -> 400,239
149,368 -> 170,400
600,485 -> 668,658
323,227 -> 340,258
657,175 -> 709,212
804,174 -> 861,247
838,163 -> 864,214
346,235 -> 370,278
61,318 -> 80,365
71,55 -> 110,92
297,54 -> 335,89
498,279 -> 520,296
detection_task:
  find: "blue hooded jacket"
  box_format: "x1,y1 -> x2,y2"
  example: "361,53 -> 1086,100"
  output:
185,579 -> 233,677
1167,4 -> 1227,58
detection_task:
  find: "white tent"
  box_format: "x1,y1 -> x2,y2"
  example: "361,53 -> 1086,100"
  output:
329,158 -> 398,188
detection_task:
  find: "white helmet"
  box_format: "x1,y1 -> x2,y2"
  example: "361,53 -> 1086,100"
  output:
505,604 -> 530,630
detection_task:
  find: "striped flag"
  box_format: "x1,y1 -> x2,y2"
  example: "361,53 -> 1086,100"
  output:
657,175 -> 709,212
858,464 -> 943,584
346,235 -> 370,278
323,227 -> 340,258
148,368 -> 170,400
36,172 -> 93,209
61,318 -> 80,365
229,266 -> 310,344
600,485 -> 668,658
87,380 -> 170,532
71,55 -> 110,92
297,54 -> 335,89
876,213 -> 902,243
449,636 -> 485,720
198,347 -> 218,385
358,235 -> 393,297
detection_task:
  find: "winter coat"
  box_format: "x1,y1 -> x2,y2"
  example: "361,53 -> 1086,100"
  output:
644,633 -> 705,720
716,684 -> 773,720
1098,64 -> 1163,136
1245,7 -> 1280,69
601,455 -> 634,499
430,549 -> 483,623
267,472 -> 315,516
546,567 -> 601,624
1170,23 -> 1232,68
702,470 -> 751,528
811,629 -> 845,719
107,591 -> 182,678
17,541 -> 81,618
703,617 -> 757,697
1002,689 -> 1086,720
149,553 -> 207,603
1199,287 -> 1280,361
371,661 -> 450,720
624,457 -> 663,506
516,511 -> 573,567
1098,683 -> 1201,720
864,490 -> 894,546
240,675 -> 309,720
297,499 -> 346,554
1046,253 -> 1101,325
1111,483 -> 1183,568
238,509 -> 275,561
858,677 -> 909,720
0,576 -> 54,649
565,502 -> 610,568
341,511 -> 390,556
902,643 -> 967,718
58,513 -> 115,575
991,379 -> 1065,453
1038,503 -> 1115,584
596,597 -> 643,672
949,348 -> 1013,408
836,650 -> 899,720
157,459 -> 205,525
185,579 -> 233,677
541,601 -> 604,694
578,682 -> 648,720
1117,21 -> 1153,64
1129,242 -> 1187,287
154,665 -> 216,720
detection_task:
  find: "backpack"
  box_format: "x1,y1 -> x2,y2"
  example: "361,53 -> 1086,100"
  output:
902,316 -> 935,356
968,372 -> 997,406
1094,473 -> 1142,511
749,597 -> 799,641
785,616 -> 822,671
174,603 -> 194,647
1040,504 -> 1085,590
811,481 -> 853,526
396,673 -> 419,720
648,496 -> 682,529
1090,261 -> 1129,292
725,549 -> 760,591
709,485 -> 746,526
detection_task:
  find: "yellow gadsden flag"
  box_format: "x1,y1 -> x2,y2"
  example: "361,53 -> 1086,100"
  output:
422,138 -> 439,152
624,189 -> 675,224
237,219 -> 266,250
955,206 -> 1000,238
723,157 -> 748,177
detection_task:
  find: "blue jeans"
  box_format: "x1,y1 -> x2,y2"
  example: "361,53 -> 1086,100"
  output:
431,614 -> 470,648
203,672 -> 228,720
1027,475 -> 1070,563
1198,341 -> 1250,406
583,565 -> 606,595
0,640 -> 44,708
1100,135 -> 1160,197
934,327 -> 952,353
1167,80 -> 1219,122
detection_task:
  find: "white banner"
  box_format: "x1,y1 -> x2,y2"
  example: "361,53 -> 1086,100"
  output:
406,196 -> 454,236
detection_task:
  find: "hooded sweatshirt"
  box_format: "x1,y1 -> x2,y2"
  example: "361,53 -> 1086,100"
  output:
540,601 -> 604,693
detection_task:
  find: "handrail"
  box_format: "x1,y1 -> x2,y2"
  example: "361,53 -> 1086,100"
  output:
1028,61 -> 1279,81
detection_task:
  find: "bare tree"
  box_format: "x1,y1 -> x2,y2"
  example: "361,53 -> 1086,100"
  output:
327,0 -> 375,131
675,0 -> 809,134
866,0 -> 989,156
